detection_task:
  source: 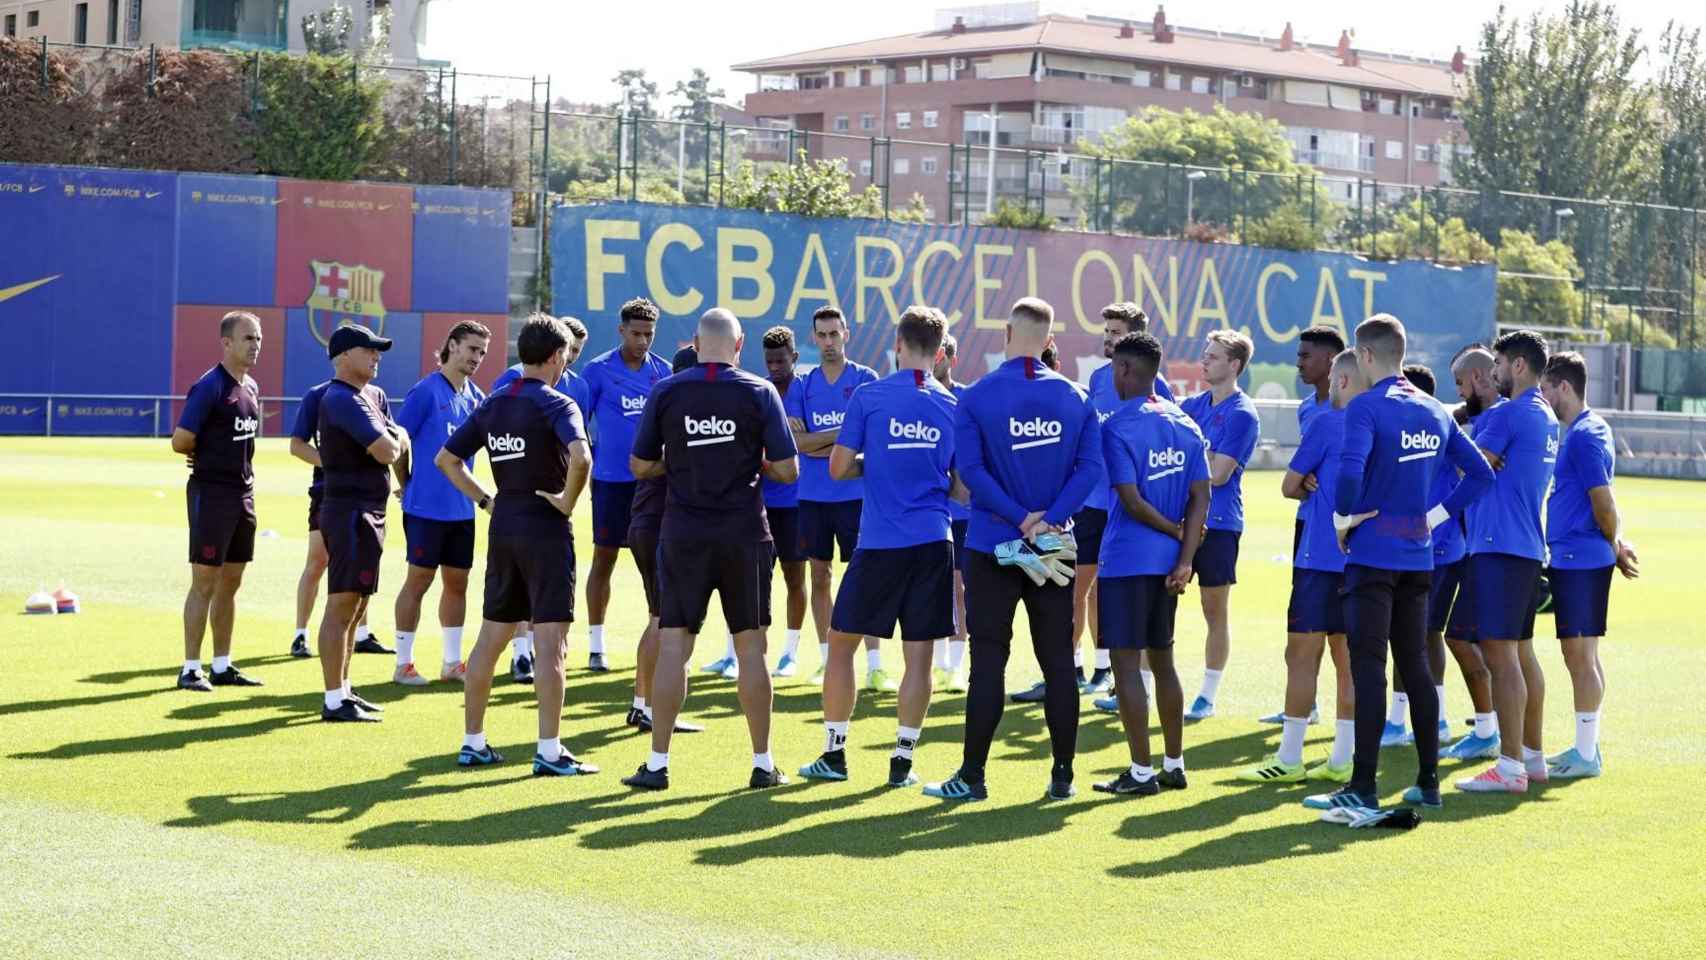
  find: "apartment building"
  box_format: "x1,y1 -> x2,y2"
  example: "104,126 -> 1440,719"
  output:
732,5 -> 1469,219
0,0 -> 432,62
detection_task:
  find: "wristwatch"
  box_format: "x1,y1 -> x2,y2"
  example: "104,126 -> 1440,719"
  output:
477,495 -> 492,512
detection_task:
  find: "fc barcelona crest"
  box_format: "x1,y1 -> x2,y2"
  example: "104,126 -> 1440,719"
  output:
306,260 -> 387,346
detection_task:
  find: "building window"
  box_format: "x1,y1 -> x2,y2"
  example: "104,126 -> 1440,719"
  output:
28,10 -> 41,27
1386,139 -> 1402,160
895,111 -> 911,130
1165,71 -> 1181,91
858,68 -> 871,86
833,115 -> 849,132
798,73 -> 828,90
75,4 -> 89,43
4,14 -> 15,36
1414,143 -> 1432,163
860,113 -> 875,131
922,110 -> 938,128
894,158 -> 911,175
930,61 -> 950,82
1133,69 -> 1151,88
922,157 -> 938,175
1190,75 -> 1210,94
904,64 -> 923,83
107,0 -> 119,43
859,159 -> 873,176
832,71 -> 845,88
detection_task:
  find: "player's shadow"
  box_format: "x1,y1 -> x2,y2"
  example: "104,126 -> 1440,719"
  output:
10,711 -> 317,760
0,686 -> 171,717
77,655 -> 301,686
347,787 -> 723,850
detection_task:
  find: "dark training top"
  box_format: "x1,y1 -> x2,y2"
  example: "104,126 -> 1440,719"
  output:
443,376 -> 587,536
317,379 -> 394,507
177,363 -> 260,492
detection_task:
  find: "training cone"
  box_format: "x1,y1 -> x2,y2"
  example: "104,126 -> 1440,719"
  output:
53,587 -> 81,614
24,591 -> 57,615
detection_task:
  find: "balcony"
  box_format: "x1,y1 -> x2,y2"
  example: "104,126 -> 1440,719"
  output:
1294,149 -> 1376,174
185,0 -> 287,52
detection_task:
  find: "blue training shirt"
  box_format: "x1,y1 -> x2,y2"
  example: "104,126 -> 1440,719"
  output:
784,360 -> 879,503
762,373 -> 801,510
955,356 -> 1103,553
396,371 -> 485,522
1099,395 -> 1208,577
1547,409 -> 1617,570
1179,387 -> 1261,532
581,348 -> 672,483
1289,406 -> 1347,573
1083,363 -> 1173,512
945,381 -> 970,522
837,369 -> 957,550
492,364 -> 589,420
1465,386 -> 1558,561
1336,375 -> 1493,571
290,381 -> 331,496
1296,391 -> 1324,518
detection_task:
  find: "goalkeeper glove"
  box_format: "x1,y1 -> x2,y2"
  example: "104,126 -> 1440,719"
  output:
995,537 -> 1074,587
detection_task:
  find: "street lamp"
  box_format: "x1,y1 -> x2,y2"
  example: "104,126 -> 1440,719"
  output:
1555,206 -> 1574,238
1185,169 -> 1208,231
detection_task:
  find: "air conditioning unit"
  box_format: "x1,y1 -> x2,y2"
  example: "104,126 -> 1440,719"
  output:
952,57 -> 969,70
948,170 -> 963,184
1240,75 -> 1254,88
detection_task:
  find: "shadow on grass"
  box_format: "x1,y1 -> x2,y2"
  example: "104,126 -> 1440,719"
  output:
78,655 -> 302,687
0,686 -> 172,717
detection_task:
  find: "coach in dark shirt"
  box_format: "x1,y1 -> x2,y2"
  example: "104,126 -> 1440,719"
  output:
171,310 -> 265,692
621,308 -> 799,792
438,315 -> 598,776
316,325 -> 407,723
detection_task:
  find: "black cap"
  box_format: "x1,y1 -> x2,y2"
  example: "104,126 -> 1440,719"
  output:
671,345 -> 698,374
328,324 -> 394,359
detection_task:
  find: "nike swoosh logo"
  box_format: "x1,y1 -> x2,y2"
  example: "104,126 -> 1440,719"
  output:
21,407 -> 40,415
0,275 -> 61,304
145,191 -> 161,199
378,204 -> 392,211
28,185 -> 44,194
272,198 -> 285,206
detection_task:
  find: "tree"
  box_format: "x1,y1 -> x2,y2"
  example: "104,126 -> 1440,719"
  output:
724,152 -> 890,220
670,68 -> 725,125
611,68 -> 658,118
249,52 -> 388,181
1368,200 -> 1496,263
982,198 -> 1053,231
1495,228 -> 1585,330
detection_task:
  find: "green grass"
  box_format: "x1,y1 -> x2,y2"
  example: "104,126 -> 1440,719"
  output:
2,437 -> 1703,959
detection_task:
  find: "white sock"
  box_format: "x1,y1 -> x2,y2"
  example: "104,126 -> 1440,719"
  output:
341,680 -> 351,699
894,725 -> 921,760
462,732 -> 486,751
1199,669 -> 1223,703
646,750 -> 669,771
354,624 -> 371,643
184,659 -> 202,673
1522,745 -> 1546,776
1496,754 -> 1524,777
1575,711 -> 1600,758
825,720 -> 849,753
1387,692 -> 1410,728
1163,755 -> 1185,773
323,689 -> 343,710
783,629 -> 802,658
1474,712 -> 1498,739
394,631 -> 416,666
1140,669 -> 1156,700
819,642 -> 830,665
442,627 -> 464,665
292,628 -> 307,641
538,738 -> 562,762
513,632 -> 533,658
211,656 -> 230,673
948,640 -> 967,671
588,625 -> 605,654
1073,648 -> 1084,668
1435,684 -> 1448,726
1331,719 -> 1355,766
1130,762 -> 1155,780
1278,717 -> 1308,767
642,704 -> 653,720
753,751 -> 774,772
866,648 -> 881,674
934,639 -> 948,670
1095,649 -> 1110,670
631,696 -> 646,711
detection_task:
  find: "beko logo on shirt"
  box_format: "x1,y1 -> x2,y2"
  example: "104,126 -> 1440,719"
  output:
488,433 -> 527,462
1009,417 -> 1063,450
1544,434 -> 1560,463
1147,447 -> 1187,480
685,415 -> 737,447
1097,410 -> 1113,423
620,395 -> 646,416
811,410 -> 844,429
1398,429 -> 1441,462
232,416 -> 258,439
888,419 -> 941,449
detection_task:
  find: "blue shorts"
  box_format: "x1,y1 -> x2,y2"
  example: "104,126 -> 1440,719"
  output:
830,541 -> 955,640
1467,552 -> 1542,642
1097,574 -> 1178,650
1549,565 -> 1613,639
590,479 -> 636,548
768,506 -> 804,564
403,513 -> 476,570
1286,568 -> 1345,635
1428,558 -> 1465,635
1071,507 -> 1107,567
1194,528 -> 1241,587
951,519 -> 969,574
800,499 -> 861,563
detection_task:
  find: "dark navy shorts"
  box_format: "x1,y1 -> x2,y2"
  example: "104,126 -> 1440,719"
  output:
307,488 -> 323,533
484,528 -> 575,624
590,479 -> 636,548
799,499 -> 861,563
659,538 -> 773,635
1286,568 -> 1345,635
1467,552 -> 1543,642
830,541 -> 955,641
1071,507 -> 1107,567
321,501 -> 385,596
1549,565 -> 1613,640
768,506 -> 804,564
403,514 -> 476,570
951,519 -> 969,574
1428,558 -> 1466,635
1097,574 -> 1178,650
1194,528 -> 1241,587
187,481 -> 255,566
629,524 -> 660,617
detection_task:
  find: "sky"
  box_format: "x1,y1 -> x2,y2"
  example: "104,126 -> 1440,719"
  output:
422,0 -> 1703,108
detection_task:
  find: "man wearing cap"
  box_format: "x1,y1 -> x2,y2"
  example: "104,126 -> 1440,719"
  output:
315,325 -> 407,723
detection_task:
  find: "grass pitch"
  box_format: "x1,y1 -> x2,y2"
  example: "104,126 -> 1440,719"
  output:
2,437 -> 1703,959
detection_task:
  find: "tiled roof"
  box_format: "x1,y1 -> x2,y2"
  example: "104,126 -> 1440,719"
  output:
731,15 -> 1465,98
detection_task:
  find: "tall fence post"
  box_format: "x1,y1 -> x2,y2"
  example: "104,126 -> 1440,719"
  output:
250,51 -> 260,114
716,121 -> 726,207
38,37 -> 47,90
702,119 -> 713,205
146,43 -> 156,97
448,68 -> 459,185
